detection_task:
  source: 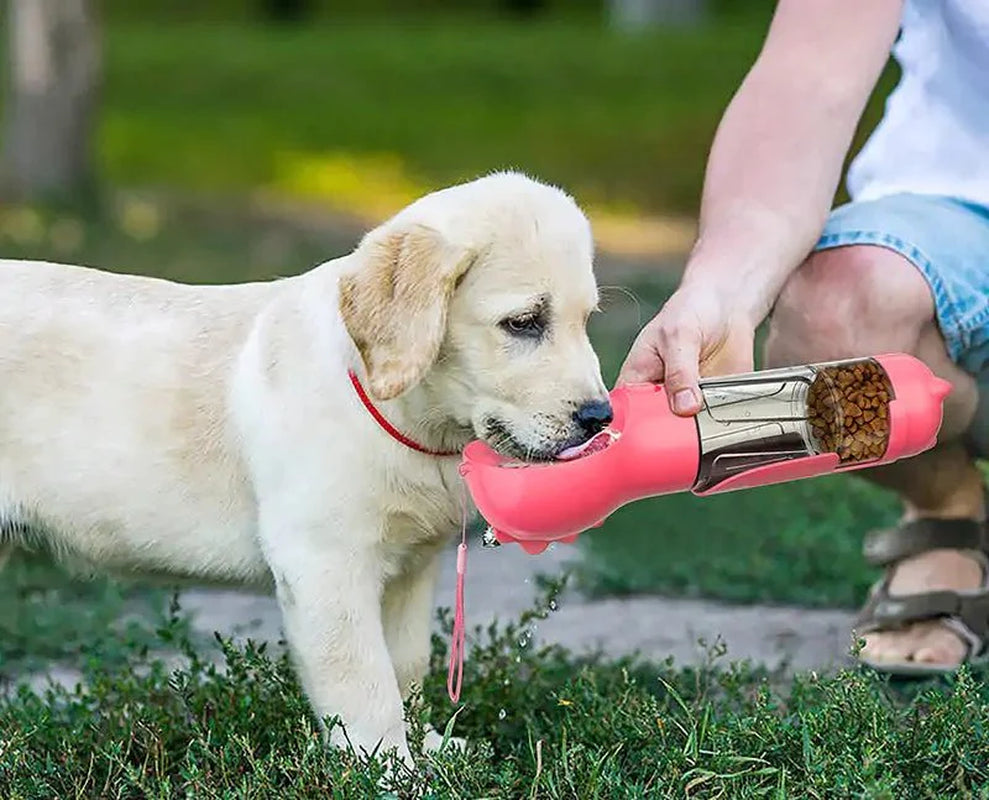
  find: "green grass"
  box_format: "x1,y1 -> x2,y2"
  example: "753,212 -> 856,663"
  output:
99,18 -> 760,214
576,476 -> 898,607
3,582 -> 989,799
0,551 -> 187,681
92,13 -> 897,218
0,194 -> 354,285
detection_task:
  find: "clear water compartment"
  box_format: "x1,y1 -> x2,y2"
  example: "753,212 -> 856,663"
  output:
693,357 -> 893,492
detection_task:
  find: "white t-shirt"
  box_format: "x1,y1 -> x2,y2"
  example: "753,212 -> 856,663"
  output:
846,0 -> 989,207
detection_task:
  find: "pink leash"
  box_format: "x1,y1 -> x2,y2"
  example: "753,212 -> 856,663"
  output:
447,492 -> 468,703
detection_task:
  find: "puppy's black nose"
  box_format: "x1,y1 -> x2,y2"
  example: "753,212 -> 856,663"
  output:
573,399 -> 614,436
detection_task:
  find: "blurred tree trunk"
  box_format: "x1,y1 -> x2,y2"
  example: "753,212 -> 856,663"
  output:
0,0 -> 101,202
608,0 -> 708,30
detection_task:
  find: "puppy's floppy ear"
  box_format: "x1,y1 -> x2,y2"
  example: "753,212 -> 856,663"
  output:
339,224 -> 475,401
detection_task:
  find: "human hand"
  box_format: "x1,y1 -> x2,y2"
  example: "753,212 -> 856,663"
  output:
616,284 -> 757,416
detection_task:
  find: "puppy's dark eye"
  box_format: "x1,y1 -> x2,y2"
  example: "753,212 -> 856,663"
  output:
500,314 -> 545,338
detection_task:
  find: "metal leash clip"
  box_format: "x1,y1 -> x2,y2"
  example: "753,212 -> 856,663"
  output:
481,526 -> 501,548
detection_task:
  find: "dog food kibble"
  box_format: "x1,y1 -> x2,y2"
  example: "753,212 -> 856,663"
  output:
807,360 -> 892,464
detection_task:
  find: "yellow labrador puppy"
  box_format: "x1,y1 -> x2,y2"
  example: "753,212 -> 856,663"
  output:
0,171 -> 610,764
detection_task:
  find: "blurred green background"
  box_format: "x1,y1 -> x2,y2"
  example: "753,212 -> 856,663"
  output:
4,0 -> 900,221
0,0 -> 908,670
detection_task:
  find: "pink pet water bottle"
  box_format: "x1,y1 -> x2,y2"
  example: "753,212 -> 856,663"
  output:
459,353 -> 952,554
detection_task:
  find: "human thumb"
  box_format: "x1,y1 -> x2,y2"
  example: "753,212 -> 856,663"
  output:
659,332 -> 703,416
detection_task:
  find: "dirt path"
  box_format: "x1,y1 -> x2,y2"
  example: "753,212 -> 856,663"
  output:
19,540 -> 857,696
168,539 -> 856,680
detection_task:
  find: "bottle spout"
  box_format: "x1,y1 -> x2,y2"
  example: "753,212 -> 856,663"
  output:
930,376 -> 953,401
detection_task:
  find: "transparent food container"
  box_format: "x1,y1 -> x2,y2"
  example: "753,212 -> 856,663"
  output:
693,357 -> 894,492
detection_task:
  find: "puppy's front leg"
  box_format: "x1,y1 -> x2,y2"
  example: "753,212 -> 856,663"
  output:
383,544 -> 467,755
382,545 -> 443,702
261,521 -> 411,764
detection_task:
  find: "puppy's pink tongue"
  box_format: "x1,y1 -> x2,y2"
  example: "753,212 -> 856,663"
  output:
556,430 -> 615,461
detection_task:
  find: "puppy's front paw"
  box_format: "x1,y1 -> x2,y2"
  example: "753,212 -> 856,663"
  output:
422,724 -> 467,754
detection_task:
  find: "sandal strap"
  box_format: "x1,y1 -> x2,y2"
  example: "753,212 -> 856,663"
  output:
856,583 -> 989,657
862,518 -> 987,567
864,588 -> 989,627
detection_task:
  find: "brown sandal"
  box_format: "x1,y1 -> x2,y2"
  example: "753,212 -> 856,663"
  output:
854,515 -> 989,675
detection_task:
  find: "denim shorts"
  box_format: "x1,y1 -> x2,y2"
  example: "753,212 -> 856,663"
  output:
815,192 -> 989,376
813,192 -> 989,454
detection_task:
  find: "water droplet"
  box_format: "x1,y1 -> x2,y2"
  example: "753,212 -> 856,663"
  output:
503,678 -> 510,686
498,708 -> 507,720
549,600 -> 558,612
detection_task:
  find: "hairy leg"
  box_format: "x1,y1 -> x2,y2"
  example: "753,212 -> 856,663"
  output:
764,244 -> 983,667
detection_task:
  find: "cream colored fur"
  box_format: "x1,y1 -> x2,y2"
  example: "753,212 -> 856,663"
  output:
0,171 -> 606,764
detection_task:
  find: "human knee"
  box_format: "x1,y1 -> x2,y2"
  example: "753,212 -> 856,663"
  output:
765,246 -> 935,367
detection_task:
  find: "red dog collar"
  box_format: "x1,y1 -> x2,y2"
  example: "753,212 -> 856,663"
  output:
347,369 -> 459,457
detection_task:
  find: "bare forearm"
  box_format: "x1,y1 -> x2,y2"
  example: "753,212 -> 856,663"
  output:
684,71 -> 866,321
680,0 -> 903,325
